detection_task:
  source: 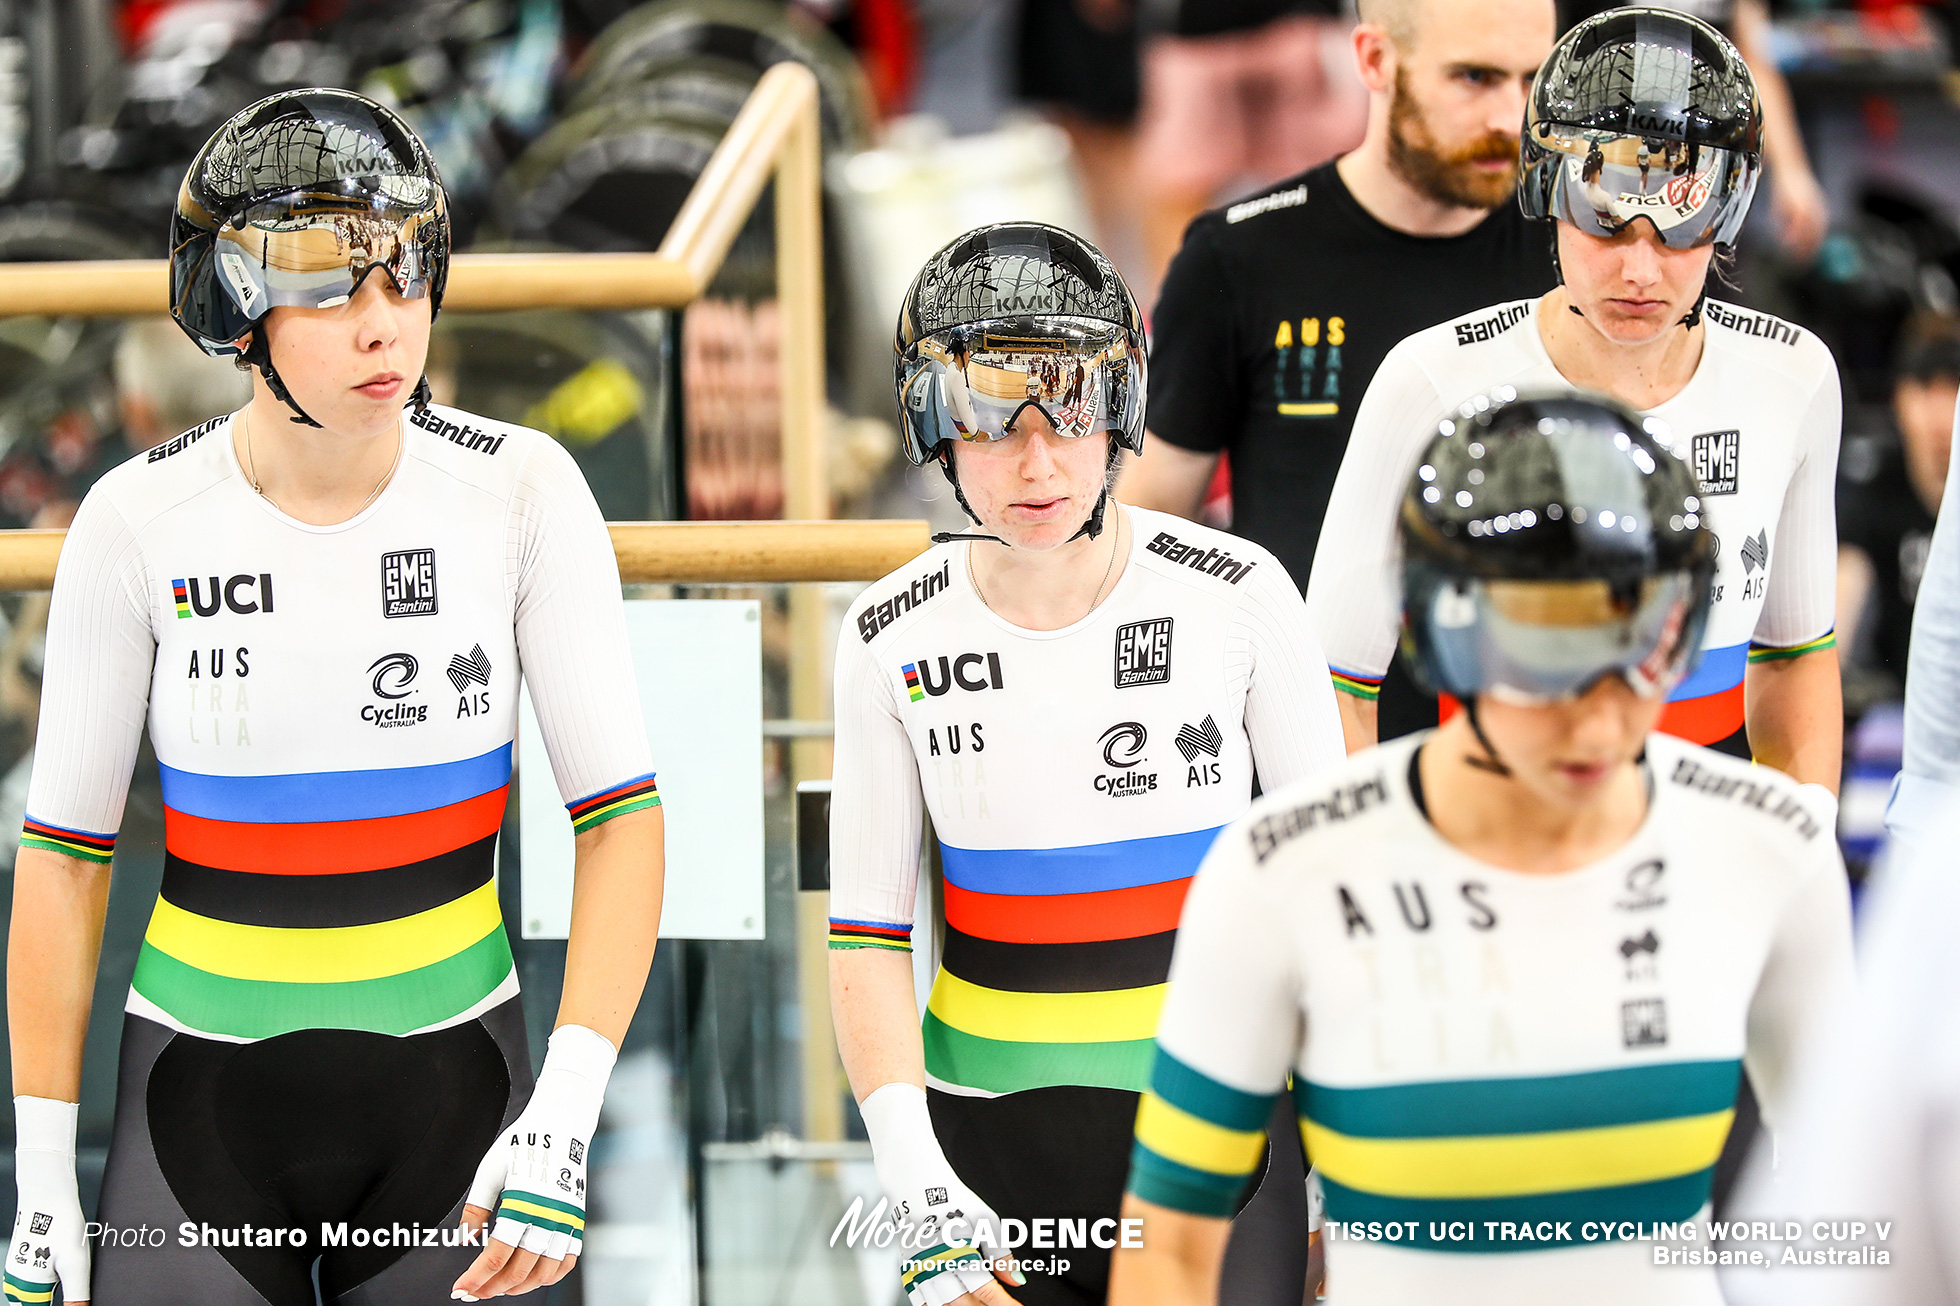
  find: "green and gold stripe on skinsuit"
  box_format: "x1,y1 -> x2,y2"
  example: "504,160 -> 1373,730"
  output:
1127,1050 -> 1744,1248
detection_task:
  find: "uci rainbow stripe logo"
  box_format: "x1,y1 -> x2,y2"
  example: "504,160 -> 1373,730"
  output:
901,663 -> 924,702
171,579 -> 191,619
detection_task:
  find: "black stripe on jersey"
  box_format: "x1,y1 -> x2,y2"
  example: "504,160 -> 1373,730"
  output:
940,926 -> 1177,994
158,835 -> 497,929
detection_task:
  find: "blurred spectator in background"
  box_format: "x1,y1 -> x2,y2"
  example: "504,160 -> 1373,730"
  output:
114,315 -> 253,455
1838,311 -> 1960,709
1119,0 -> 1556,740
1135,0 -> 1367,284
1016,0 -> 1144,274
1561,0 -> 1830,261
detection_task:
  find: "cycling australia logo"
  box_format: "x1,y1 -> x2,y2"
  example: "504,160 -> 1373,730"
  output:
1114,618 -> 1173,688
1690,430 -> 1739,495
171,573 -> 275,619
448,643 -> 493,719
382,549 -> 438,618
1177,714 -> 1224,788
900,652 -> 1004,702
362,652 -> 428,728
1094,721 -> 1156,798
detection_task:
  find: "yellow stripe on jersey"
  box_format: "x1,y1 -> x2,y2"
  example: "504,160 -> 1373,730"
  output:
925,970 -> 1166,1044
143,880 -> 504,984
1133,1092 -> 1267,1178
1300,1107 -> 1735,1200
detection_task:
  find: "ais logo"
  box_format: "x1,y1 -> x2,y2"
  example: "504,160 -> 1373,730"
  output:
172,574 -> 274,619
901,652 -> 1004,702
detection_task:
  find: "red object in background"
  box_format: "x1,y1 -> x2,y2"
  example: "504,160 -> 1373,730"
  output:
850,0 -> 918,119
1437,683 -> 1743,746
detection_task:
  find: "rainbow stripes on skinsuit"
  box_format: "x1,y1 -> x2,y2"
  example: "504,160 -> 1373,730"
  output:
134,744 -> 516,1042
566,772 -> 660,834
1128,1052 -> 1743,1248
922,825 -> 1225,1096
20,816 -> 115,864
1657,633 -> 1833,745
171,578 -> 191,619
828,917 -> 913,951
1328,666 -> 1382,701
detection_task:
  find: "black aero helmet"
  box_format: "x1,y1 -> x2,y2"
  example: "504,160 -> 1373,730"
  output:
894,222 -> 1145,466
1520,8 -> 1762,251
1399,390 -> 1716,705
169,89 -> 449,424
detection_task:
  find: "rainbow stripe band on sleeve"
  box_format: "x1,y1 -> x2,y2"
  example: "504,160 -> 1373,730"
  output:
1747,630 -> 1836,663
1329,666 -> 1383,701
1128,1046 -> 1277,1217
828,917 -> 913,951
20,816 -> 115,864
566,772 -> 661,834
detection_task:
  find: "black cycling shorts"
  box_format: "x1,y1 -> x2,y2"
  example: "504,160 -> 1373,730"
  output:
90,998 -> 530,1305
930,1084 -> 1309,1306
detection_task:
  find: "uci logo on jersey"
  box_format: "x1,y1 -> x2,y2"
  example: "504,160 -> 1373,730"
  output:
172,574 -> 274,619
901,652 -> 1004,701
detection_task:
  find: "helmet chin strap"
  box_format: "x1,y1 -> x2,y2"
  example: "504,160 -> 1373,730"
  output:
928,442 -> 1119,546
240,332 -> 438,429
241,331 -> 322,428
1461,698 -> 1513,778
1551,224 -> 1708,329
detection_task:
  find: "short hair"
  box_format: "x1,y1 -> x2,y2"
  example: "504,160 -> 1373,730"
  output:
1357,0 -> 1420,48
114,317 -> 252,439
1896,311 -> 1960,386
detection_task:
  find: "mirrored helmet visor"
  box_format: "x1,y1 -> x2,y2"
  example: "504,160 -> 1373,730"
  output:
898,317 -> 1139,461
212,177 -> 444,318
1424,572 -> 1702,703
1533,124 -> 1755,249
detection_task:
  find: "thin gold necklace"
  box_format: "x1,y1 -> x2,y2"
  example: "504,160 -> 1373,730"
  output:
244,408 -> 403,516
969,506 -> 1123,621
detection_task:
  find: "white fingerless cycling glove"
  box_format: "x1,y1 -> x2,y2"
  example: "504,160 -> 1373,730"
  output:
861,1082 -> 1011,1306
466,1024 -> 616,1265
8,1097 -> 88,1306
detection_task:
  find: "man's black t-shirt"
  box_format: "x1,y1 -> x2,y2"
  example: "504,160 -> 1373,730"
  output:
1839,423 -> 1937,685
1147,161 -> 1555,738
1149,160 -> 1556,585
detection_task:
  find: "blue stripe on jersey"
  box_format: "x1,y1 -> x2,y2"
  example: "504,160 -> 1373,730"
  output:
939,825 -> 1228,896
159,743 -> 513,823
1669,641 -> 1747,701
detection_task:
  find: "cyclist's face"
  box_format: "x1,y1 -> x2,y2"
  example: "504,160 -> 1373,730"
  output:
1558,220 -> 1716,347
947,411 -> 1113,552
245,271 -> 432,438
1474,675 -> 1663,808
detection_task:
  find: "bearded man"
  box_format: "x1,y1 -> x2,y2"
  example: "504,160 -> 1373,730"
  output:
1120,0 -> 1557,739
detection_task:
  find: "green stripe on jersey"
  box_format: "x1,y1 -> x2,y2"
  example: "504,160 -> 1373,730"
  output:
131,926 -> 514,1040
922,1011 -> 1154,1094
1149,1047 -> 1273,1131
1316,1170 -> 1716,1251
1294,1059 -> 1741,1139
1127,1141 -> 1252,1218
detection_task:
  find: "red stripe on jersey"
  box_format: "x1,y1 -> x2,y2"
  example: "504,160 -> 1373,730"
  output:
164,786 -> 509,875
944,875 -> 1192,944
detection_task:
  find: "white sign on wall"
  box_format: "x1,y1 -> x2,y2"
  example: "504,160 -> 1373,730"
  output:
518,599 -> 764,940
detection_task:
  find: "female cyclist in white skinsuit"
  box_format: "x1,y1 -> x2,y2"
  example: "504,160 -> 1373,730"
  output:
1112,393 -> 1853,1306
1307,8 -> 1842,798
829,223 -> 1345,1306
6,90 -> 663,1306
